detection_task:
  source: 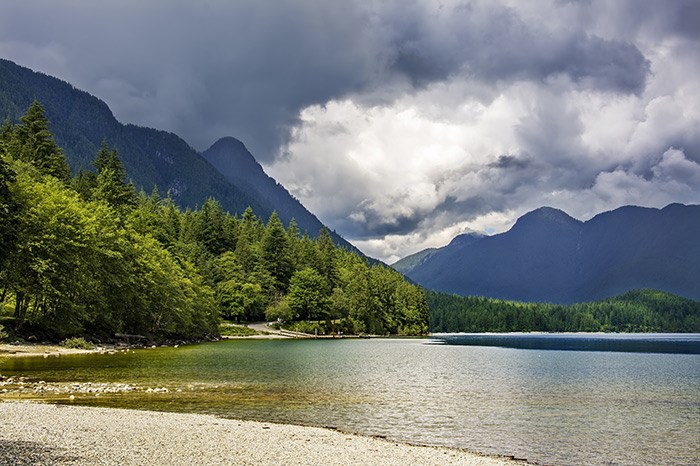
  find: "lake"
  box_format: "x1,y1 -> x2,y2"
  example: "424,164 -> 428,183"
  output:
1,334 -> 699,465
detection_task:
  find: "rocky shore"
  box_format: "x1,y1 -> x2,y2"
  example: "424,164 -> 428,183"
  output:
0,402 -> 524,465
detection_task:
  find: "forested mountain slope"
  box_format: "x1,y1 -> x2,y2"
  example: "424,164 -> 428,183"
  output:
201,137 -> 360,254
0,58 -> 359,252
0,58 -> 264,216
427,289 -> 700,333
407,204 -> 700,303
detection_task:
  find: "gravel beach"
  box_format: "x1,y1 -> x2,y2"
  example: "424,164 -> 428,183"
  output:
0,402 -> 523,465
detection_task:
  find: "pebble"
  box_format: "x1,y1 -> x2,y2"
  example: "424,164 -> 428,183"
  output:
0,402 -> 521,466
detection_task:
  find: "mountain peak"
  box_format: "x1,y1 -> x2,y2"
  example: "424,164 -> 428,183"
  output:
208,136 -> 249,153
447,232 -> 484,248
201,134 -> 364,256
202,137 -> 262,177
512,206 -> 581,232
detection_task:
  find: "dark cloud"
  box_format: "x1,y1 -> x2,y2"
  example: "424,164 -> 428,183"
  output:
1,0 -> 654,161
489,155 -> 531,170
1,0 -> 697,261
384,2 -> 650,94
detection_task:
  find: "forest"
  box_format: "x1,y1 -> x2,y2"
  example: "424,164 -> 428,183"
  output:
428,289 -> 700,333
0,101 -> 429,342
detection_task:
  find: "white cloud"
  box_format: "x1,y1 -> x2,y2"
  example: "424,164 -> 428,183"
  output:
268,24 -> 700,262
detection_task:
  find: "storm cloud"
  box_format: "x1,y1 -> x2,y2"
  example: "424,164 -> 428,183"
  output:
1,0 -> 699,261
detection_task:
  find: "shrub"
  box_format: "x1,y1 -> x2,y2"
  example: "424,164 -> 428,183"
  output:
218,325 -> 258,337
61,337 -> 94,350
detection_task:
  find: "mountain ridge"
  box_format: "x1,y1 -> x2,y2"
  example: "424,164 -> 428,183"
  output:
201,136 -> 358,252
0,58 -> 360,253
403,203 -> 700,303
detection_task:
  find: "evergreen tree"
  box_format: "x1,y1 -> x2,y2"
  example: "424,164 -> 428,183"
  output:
93,141 -> 137,209
262,212 -> 293,292
317,228 -> 338,289
0,118 -> 14,143
193,198 -> 228,255
72,169 -> 97,201
10,101 -> 71,182
0,153 -> 18,271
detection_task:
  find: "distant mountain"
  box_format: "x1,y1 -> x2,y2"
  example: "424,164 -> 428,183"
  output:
201,137 -> 359,252
405,204 -> 700,303
391,232 -> 483,275
0,58 -> 358,252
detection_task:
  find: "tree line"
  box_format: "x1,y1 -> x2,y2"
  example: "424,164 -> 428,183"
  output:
428,289 -> 700,333
0,101 -> 428,342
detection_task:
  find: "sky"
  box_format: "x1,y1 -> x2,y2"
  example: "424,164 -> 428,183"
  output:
2,0 -> 699,262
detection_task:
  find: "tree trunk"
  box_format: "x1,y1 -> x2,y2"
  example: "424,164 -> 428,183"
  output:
14,291 -> 29,330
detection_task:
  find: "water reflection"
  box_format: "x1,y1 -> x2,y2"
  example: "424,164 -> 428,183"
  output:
1,337 -> 698,465
431,333 -> 700,354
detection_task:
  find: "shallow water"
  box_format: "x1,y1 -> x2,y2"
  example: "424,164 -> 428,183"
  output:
1,335 -> 699,465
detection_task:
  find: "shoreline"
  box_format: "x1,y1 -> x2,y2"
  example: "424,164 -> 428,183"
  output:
0,401 -> 527,465
0,342 -> 113,358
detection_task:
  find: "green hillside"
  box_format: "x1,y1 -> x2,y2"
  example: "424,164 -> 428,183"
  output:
428,289 -> 700,333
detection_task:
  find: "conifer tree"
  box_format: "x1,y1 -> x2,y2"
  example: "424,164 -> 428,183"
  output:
93,141 -> 137,209
11,101 -> 71,182
262,212 -> 293,292
0,152 -> 18,271
317,228 -> 338,289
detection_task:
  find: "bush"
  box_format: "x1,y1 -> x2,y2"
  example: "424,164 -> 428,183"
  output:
288,320 -> 326,335
61,337 -> 94,349
218,325 -> 258,337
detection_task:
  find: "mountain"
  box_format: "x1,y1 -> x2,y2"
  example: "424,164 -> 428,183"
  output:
201,137 -> 357,252
405,204 -> 700,303
0,59 -> 267,216
391,232 -> 483,275
0,58 -> 358,252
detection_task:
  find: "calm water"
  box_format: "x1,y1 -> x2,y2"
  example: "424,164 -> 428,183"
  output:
1,335 -> 699,465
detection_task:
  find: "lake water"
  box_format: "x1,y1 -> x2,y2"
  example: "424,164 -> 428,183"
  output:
1,334 -> 699,465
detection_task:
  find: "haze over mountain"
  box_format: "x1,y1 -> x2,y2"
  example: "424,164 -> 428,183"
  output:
0,58 -> 357,252
404,204 -> 700,303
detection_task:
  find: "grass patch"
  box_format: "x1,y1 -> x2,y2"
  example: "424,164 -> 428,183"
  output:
218,325 -> 259,337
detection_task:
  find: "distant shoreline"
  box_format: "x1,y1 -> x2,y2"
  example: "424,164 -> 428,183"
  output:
3,330 -> 697,358
0,402 -> 526,465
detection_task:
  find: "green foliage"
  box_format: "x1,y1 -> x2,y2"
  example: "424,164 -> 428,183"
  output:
92,141 -> 137,210
262,212 -> 293,292
218,324 -> 258,337
0,100 -> 429,342
9,101 -> 71,183
287,268 -> 330,321
61,336 -> 94,350
0,152 -> 18,271
427,289 -> 700,333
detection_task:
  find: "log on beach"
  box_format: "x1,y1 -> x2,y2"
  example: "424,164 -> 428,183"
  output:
0,402 -> 523,465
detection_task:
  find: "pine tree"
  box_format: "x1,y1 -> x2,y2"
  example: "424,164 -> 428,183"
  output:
317,228 -> 338,289
11,101 -> 71,182
93,141 -> 137,209
262,212 -> 293,292
0,152 -> 18,271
